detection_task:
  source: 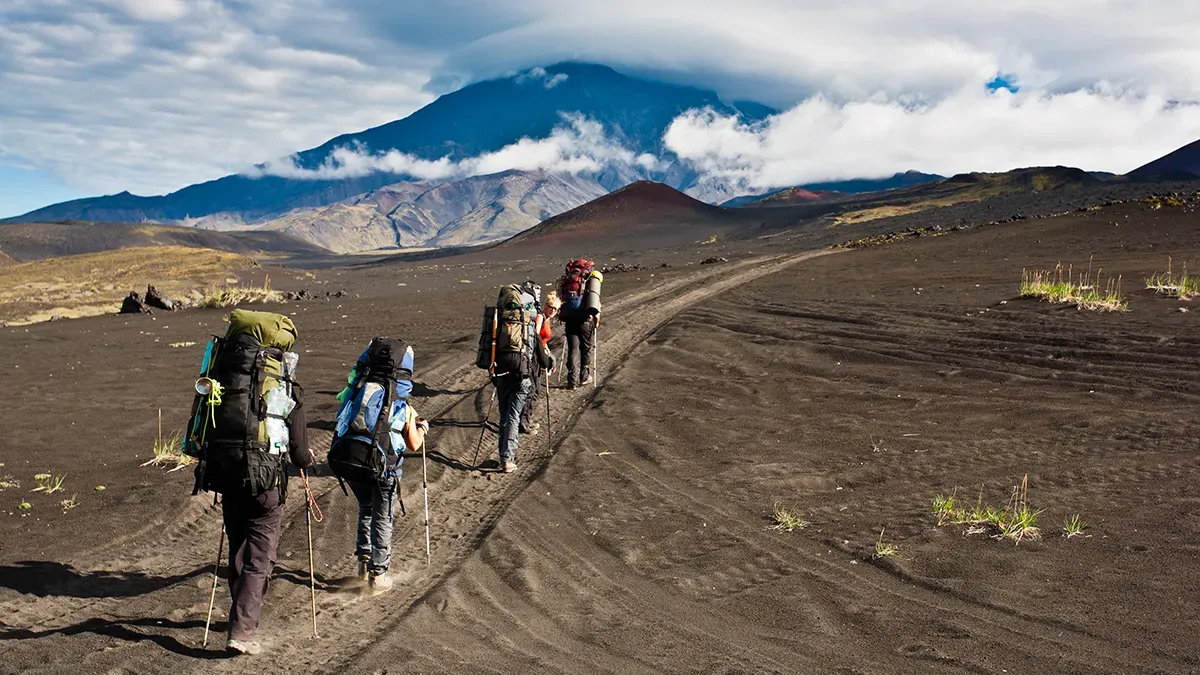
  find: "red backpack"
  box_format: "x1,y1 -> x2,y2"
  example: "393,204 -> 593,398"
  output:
559,259 -> 594,315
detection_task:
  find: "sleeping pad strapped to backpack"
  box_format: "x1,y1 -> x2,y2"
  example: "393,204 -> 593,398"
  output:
475,284 -> 536,377
329,337 -> 414,485
187,309 -> 299,499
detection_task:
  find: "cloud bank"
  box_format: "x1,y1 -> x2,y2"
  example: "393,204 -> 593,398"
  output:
2,0 -> 1199,200
249,116 -> 659,181
665,87 -> 1200,190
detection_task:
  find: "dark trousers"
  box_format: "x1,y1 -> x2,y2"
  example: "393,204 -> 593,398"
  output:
520,369 -> 543,432
495,374 -> 531,463
221,489 -> 282,641
564,319 -> 593,384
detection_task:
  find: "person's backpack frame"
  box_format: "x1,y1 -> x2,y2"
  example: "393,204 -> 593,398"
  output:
328,337 -> 413,504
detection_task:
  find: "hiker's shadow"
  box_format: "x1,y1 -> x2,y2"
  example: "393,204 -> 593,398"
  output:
429,418 -> 492,430
411,381 -> 477,398
272,566 -> 339,592
0,616 -> 232,659
0,561 -> 206,599
405,449 -> 476,473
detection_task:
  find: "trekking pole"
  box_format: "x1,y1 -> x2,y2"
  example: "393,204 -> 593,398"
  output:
471,384 -> 496,469
592,317 -> 599,389
202,526 -> 224,647
557,342 -> 567,384
300,469 -> 322,638
422,441 -> 431,566
544,373 -> 552,455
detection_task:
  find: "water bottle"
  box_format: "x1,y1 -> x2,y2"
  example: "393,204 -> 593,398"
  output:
264,385 -> 294,455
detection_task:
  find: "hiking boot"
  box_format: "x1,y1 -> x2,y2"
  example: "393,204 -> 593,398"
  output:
370,571 -> 394,593
566,380 -> 576,390
226,638 -> 263,655
503,460 -> 517,473
525,422 -> 541,436
356,555 -> 370,582
580,372 -> 592,386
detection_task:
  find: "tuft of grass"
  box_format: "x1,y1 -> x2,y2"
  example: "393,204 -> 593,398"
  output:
1020,261 -> 1127,312
94,485 -> 106,492
169,341 -> 197,348
771,503 -> 811,532
1063,514 -> 1088,538
141,429 -> 193,472
17,499 -> 31,510
873,529 -> 900,559
0,475 -> 19,491
198,275 -> 285,308
1001,475 -> 1043,545
931,477 -> 1048,545
30,473 -> 65,495
60,495 -> 78,512
1145,257 -> 1200,300
931,491 -> 958,525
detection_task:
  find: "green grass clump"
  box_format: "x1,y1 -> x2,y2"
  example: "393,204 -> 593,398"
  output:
60,495 -> 78,512
141,430 -> 193,472
17,500 -> 31,510
873,529 -> 900,559
930,476 -> 1047,546
0,476 -> 19,491
1145,257 -> 1200,300
30,473 -> 65,495
771,503 -> 811,532
1063,514 -> 1088,538
1020,262 -> 1127,312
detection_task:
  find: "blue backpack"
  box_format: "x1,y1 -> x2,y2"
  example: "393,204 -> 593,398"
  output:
328,337 -> 413,485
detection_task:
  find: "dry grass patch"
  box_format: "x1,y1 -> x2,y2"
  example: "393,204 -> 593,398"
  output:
0,245 -> 257,325
1145,257 -> 1200,300
770,503 -> 810,532
198,273 -> 286,308
1020,262 -> 1127,312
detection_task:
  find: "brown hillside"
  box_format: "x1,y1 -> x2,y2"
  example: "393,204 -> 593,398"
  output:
0,220 -> 329,262
0,248 -> 14,266
500,181 -> 738,248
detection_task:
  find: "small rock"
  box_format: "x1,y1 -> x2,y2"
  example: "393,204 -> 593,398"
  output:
1178,307 -> 1189,313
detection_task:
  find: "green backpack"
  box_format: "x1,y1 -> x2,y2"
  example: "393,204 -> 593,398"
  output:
188,309 -> 300,497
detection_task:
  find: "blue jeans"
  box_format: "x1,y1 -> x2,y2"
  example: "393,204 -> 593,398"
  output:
348,477 -> 397,574
495,375 -> 531,463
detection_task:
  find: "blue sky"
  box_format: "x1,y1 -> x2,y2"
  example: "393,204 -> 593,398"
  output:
0,166 -> 87,219
2,0 -> 1199,216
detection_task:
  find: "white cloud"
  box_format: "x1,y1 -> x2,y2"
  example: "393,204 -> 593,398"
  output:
515,66 -> 569,88
1,0 -> 1200,202
252,115 -> 659,180
665,87 -> 1200,189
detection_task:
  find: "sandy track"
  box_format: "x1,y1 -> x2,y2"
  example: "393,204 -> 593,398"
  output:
0,250 -> 834,674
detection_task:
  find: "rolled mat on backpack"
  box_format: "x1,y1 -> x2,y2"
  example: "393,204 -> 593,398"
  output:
583,271 -> 603,316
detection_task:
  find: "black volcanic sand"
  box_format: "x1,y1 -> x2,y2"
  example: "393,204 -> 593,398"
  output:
1,202 -> 1199,673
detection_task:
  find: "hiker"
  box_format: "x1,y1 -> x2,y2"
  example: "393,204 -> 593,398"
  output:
185,309 -> 312,656
556,259 -> 602,388
119,290 -> 151,314
328,338 -> 429,592
475,283 -> 554,472
521,289 -> 561,435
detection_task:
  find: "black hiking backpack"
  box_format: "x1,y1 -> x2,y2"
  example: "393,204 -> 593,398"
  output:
475,284 -> 536,377
188,309 -> 300,499
328,337 -> 414,486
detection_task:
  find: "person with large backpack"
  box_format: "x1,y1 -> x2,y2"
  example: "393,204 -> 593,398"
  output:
556,259 -> 602,388
520,288 -> 561,436
327,337 -> 428,592
183,309 -> 313,656
475,283 -> 554,472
